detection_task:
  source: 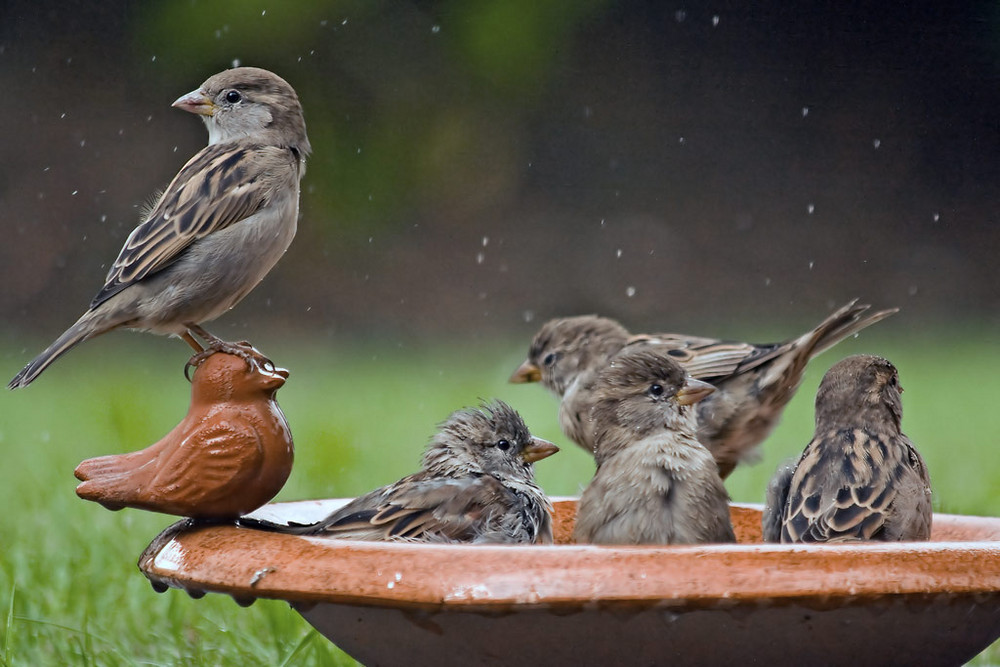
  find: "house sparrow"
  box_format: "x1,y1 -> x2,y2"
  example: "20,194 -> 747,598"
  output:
511,300 -> 896,478
9,67 -> 310,389
761,355 -> 932,543
241,401 -> 559,544
74,349 -> 294,520
572,346 -> 736,545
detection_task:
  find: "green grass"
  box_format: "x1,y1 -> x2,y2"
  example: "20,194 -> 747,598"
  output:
1,329 -> 998,664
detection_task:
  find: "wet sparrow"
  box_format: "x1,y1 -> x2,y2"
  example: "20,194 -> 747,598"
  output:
573,346 -> 735,545
511,300 -> 896,478
243,401 -> 558,544
761,355 -> 932,543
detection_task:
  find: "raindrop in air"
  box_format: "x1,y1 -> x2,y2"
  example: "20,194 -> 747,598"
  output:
712,15 -> 720,26
807,204 -> 815,214
872,138 -> 881,149
626,286 -> 636,298
801,107 -> 809,117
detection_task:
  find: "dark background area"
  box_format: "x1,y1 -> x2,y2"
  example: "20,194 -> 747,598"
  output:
1,1 -> 998,353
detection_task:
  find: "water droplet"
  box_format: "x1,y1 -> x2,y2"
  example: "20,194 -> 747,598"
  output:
801,107 -> 809,117
431,24 -> 441,33
675,9 -> 687,22
476,252 -> 485,264
872,138 -> 881,149
908,285 -> 918,296
807,204 -> 815,214
626,286 -> 636,298
678,136 -> 685,144
523,310 -> 535,322
616,249 -> 623,258
387,581 -> 395,589
481,236 -> 489,247
764,277 -> 772,286
808,260 -> 814,269
712,15 -> 720,26
932,212 -> 940,222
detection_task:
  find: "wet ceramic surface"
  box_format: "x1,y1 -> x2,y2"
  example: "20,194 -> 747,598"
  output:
139,499 -> 1000,666
76,351 -> 293,519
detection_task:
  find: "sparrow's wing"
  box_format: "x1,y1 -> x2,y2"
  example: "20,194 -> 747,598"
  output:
631,301 -> 896,383
627,333 -> 778,381
91,143 -> 295,308
781,428 -> 913,543
307,474 -> 512,542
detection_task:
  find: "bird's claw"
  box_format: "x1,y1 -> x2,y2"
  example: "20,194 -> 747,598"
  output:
183,340 -> 275,380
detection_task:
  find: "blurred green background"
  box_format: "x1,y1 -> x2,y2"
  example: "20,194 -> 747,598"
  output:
1,1 -> 999,664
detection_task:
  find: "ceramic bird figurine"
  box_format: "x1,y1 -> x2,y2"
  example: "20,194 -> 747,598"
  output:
242,401 -> 558,544
511,299 -> 896,478
761,354 -> 932,543
573,346 -> 736,545
74,349 -> 293,520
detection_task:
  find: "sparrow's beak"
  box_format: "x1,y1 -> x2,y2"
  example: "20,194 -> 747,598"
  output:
172,89 -> 216,116
521,438 -> 559,463
675,377 -> 716,406
509,360 -> 541,384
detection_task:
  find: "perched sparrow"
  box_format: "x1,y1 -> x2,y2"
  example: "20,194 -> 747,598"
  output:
9,67 -> 311,389
761,355 -> 932,543
74,350 -> 293,520
511,300 -> 896,478
242,401 -> 559,544
573,346 -> 736,545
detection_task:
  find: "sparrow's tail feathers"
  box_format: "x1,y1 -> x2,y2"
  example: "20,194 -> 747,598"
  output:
8,314 -> 106,389
799,299 -> 898,360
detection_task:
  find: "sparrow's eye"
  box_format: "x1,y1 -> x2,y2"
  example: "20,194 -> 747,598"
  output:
648,383 -> 664,397
496,439 -> 511,451
542,353 -> 557,367
225,90 -> 242,104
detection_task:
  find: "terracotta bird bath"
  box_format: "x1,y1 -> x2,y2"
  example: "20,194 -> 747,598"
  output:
139,499 -> 1000,666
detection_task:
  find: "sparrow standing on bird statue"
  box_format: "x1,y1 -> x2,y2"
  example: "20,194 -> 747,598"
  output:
10,67 -> 310,389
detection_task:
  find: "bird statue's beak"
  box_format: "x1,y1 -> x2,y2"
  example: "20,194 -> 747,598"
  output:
675,377 -> 716,406
509,360 -> 541,384
172,90 -> 216,116
521,438 -> 559,463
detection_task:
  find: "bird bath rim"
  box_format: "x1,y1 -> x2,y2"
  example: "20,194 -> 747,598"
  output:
139,498 -> 1000,610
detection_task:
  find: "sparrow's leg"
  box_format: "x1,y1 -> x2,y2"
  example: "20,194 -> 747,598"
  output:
184,324 -> 274,374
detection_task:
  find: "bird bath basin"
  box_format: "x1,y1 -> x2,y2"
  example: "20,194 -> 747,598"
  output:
140,499 -> 1000,666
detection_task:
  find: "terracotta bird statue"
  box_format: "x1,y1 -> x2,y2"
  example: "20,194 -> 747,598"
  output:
74,349 -> 293,520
